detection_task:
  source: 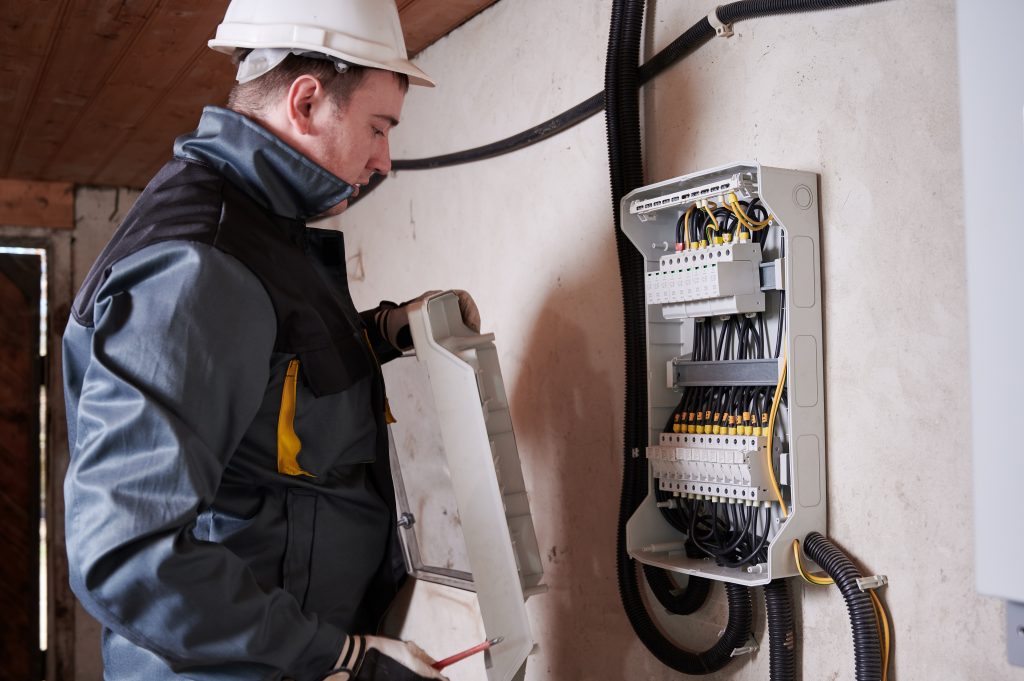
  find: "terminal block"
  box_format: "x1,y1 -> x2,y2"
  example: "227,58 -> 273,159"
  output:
648,433 -> 774,503
646,242 -> 764,319
629,171 -> 757,221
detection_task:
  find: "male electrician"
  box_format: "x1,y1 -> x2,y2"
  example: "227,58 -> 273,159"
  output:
62,1 -> 476,679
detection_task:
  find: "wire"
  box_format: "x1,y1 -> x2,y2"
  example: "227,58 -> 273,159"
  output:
791,539 -> 834,586
702,201 -> 721,244
793,538 -> 892,681
727,193 -> 775,231
683,204 -> 695,249
869,590 -> 891,681
765,346 -> 788,517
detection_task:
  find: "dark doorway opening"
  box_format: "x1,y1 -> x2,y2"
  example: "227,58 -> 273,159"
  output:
0,247 -> 47,681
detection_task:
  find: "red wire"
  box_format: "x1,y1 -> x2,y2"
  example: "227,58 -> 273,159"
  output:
431,640 -> 492,670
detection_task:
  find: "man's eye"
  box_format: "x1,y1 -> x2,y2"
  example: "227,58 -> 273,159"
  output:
372,127 -> 385,138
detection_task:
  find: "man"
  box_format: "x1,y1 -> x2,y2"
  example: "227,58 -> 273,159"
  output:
62,1 -> 476,679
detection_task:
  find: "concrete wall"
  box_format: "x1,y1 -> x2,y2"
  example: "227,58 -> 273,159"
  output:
335,0 -> 1024,679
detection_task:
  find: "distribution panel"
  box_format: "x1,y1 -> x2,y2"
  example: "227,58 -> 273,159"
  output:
622,162 -> 827,586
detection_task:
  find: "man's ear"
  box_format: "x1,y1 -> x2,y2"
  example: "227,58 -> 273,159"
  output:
285,75 -> 324,136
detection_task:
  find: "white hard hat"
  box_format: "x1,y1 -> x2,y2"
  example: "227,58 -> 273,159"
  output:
208,0 -> 435,87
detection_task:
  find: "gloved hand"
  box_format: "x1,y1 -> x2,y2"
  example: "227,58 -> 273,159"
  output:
324,635 -> 448,680
377,290 -> 480,351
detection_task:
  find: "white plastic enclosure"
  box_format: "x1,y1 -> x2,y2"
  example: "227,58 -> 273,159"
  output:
622,162 -> 827,586
389,292 -> 544,681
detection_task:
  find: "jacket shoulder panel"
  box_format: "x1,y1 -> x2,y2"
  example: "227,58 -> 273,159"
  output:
73,159 -> 226,327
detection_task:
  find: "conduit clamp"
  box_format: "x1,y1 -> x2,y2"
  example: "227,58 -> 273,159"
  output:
708,9 -> 734,38
729,637 -> 759,657
856,574 -> 889,592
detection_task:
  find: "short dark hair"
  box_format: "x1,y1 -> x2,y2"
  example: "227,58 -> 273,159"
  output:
227,53 -> 409,116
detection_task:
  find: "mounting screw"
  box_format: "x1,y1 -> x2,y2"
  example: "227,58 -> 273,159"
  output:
397,512 -> 415,529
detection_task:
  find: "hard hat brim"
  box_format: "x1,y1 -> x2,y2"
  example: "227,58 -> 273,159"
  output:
209,38 -> 435,88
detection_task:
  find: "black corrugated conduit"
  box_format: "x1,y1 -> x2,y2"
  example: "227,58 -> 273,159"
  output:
642,564 -> 710,616
802,532 -> 883,681
764,579 -> 797,681
606,0 -> 755,671
601,0 -> 888,675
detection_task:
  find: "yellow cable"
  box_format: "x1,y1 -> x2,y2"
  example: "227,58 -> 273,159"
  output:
791,537 -> 891,681
702,200 -> 720,244
725,193 -> 754,231
683,204 -> 695,249
870,590 -> 891,681
765,346 -> 788,517
727,193 -> 775,231
791,539 -> 834,586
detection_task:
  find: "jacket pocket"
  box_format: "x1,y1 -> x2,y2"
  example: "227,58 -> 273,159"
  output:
282,489 -> 317,608
277,358 -> 314,478
275,355 -> 378,478
294,330 -> 373,398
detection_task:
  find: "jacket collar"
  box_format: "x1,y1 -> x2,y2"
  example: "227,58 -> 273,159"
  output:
173,106 -> 354,221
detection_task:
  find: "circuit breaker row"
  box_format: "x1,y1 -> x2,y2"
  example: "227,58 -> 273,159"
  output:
648,433 -> 773,502
646,242 -> 764,319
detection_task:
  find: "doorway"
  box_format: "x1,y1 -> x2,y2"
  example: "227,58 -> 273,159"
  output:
0,247 -> 47,681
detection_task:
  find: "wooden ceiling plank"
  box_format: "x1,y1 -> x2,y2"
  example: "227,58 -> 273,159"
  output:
93,49 -> 236,187
400,0 -> 500,56
9,0 -> 163,181
42,0 -> 231,183
0,179 -> 74,229
0,0 -> 75,176
11,0 -> 497,187
87,43 -> 210,185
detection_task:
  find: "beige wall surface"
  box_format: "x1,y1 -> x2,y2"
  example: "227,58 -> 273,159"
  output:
335,0 -> 1024,679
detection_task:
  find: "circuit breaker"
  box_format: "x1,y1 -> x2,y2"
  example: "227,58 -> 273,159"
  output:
623,163 -> 827,585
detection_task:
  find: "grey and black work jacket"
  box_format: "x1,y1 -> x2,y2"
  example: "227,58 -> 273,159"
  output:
63,106 -> 406,681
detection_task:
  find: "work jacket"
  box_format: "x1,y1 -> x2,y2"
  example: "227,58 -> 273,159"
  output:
63,106 -> 406,681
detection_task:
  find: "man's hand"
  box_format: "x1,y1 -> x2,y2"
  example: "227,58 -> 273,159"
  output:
379,290 -> 480,350
325,635 -> 448,680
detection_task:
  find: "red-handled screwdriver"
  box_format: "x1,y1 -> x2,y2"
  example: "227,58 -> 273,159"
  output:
432,637 -> 504,670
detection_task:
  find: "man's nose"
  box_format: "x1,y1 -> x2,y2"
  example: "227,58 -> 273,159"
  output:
369,137 -> 392,176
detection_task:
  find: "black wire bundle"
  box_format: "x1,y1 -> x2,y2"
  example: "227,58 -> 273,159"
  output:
692,314 -> 774,362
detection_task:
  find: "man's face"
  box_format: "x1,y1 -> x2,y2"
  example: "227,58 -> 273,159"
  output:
305,69 -> 406,216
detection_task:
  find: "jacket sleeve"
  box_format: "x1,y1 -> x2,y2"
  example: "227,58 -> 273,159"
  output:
64,241 -> 344,680
359,303 -> 403,364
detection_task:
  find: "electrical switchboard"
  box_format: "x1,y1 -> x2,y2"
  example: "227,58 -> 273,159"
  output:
622,163 -> 826,585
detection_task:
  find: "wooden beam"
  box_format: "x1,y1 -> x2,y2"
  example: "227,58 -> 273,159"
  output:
0,180 -> 74,229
